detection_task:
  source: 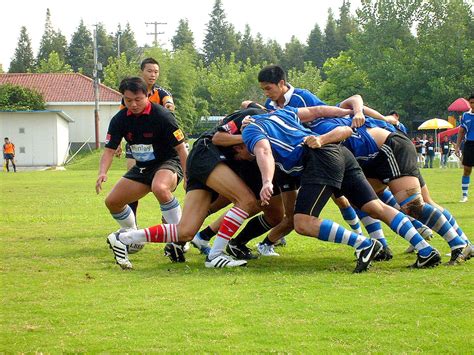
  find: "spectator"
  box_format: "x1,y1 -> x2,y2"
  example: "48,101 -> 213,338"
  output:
424,136 -> 435,168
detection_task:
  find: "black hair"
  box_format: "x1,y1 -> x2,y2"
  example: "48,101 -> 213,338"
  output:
258,65 -> 287,84
118,77 -> 148,95
140,57 -> 160,71
388,110 -> 399,116
4,137 -> 8,140
469,94 -> 474,101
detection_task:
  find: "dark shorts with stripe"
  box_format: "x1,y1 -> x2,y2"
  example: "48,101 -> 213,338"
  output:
295,145 -> 377,216
362,132 -> 420,184
124,157 -> 183,188
462,140 -> 474,167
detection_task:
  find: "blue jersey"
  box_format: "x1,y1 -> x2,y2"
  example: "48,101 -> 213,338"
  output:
242,107 -> 314,176
308,117 -> 380,167
461,111 -> 474,141
364,116 -> 398,132
264,84 -> 326,110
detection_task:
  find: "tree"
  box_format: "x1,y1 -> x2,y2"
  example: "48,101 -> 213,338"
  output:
9,26 -> 35,73
261,39 -> 283,65
305,24 -> 325,68
236,25 -> 256,64
118,23 -> 138,61
0,84 -> 45,110
281,36 -> 306,72
68,19 -> 94,76
322,9 -> 340,61
203,0 -> 239,65
37,9 -> 68,64
335,0 -> 357,53
37,51 -> 73,73
317,51 -> 368,105
171,19 -> 195,51
102,53 -> 139,90
96,23 -> 115,69
288,62 -> 323,97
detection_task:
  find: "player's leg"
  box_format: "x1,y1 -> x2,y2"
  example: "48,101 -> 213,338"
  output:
388,176 -> 469,264
461,165 -> 472,202
105,177 -> 150,230
332,195 -> 362,234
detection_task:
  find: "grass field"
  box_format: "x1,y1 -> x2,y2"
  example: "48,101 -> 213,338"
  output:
1,151 -> 473,352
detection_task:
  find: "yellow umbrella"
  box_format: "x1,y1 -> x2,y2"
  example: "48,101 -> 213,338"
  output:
418,118 -> 454,149
418,118 -> 454,130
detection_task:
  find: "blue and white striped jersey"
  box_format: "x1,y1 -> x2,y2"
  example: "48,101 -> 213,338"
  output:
307,116 -> 380,167
242,107 -> 313,176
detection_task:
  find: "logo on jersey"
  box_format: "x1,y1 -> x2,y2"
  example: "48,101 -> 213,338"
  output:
222,121 -> 239,134
173,129 -> 184,141
105,134 -> 111,144
130,144 -> 155,162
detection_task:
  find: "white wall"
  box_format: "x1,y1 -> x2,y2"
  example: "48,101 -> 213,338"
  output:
0,111 -> 71,166
49,103 -> 120,143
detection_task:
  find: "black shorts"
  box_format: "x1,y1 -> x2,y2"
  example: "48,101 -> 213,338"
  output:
462,140 -> 474,167
275,169 -> 300,193
362,132 -> 419,184
300,144 -> 352,189
334,168 -> 378,210
125,143 -> 133,159
186,138 -> 226,195
4,153 -> 14,160
123,158 -> 183,188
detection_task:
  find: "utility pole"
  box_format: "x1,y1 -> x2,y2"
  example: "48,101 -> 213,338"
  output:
93,25 -> 100,149
145,21 -> 166,46
117,30 -> 122,58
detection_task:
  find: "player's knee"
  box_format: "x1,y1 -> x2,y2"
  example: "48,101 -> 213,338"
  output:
294,214 -> 315,236
152,184 -> 173,202
104,194 -> 122,212
360,200 -> 385,220
398,188 -> 424,219
333,195 -> 350,209
177,224 -> 199,242
235,194 -> 259,216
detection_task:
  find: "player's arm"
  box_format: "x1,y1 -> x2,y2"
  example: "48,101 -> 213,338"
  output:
297,106 -> 352,123
304,126 -> 353,149
212,132 -> 243,146
253,139 -> 275,206
96,148 -> 116,194
455,126 -> 466,157
174,141 -> 188,184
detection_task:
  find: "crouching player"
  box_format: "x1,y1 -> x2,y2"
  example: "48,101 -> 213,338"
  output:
96,77 -> 188,261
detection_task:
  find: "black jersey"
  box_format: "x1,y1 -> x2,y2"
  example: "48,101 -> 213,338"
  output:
105,102 -> 185,167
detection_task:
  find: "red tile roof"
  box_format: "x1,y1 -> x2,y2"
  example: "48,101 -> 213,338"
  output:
0,73 -> 122,103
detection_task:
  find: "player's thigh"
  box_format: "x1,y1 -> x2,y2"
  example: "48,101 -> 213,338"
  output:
106,177 -> 150,208
388,176 -> 422,202
205,163 -> 258,213
177,189 -> 213,239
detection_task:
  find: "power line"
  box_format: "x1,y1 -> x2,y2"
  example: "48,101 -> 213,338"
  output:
145,21 -> 167,46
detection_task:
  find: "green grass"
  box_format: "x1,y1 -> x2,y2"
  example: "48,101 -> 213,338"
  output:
1,154 -> 473,352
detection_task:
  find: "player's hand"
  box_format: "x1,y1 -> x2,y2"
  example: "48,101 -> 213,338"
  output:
384,115 -> 398,125
241,116 -> 255,129
165,102 -> 175,111
455,147 -> 461,157
351,111 -> 365,128
260,181 -> 273,206
114,146 -> 123,158
96,174 -> 107,194
304,135 -> 322,148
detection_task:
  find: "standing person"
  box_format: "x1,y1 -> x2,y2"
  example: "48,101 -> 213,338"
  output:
387,110 -> 408,135
455,94 -> 474,202
420,134 -> 428,167
117,57 -> 175,222
3,137 -> 16,172
96,77 -> 188,263
424,136 -> 435,168
440,136 -> 450,169
413,136 -> 424,168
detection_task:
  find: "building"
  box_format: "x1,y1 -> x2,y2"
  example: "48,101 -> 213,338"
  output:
0,73 -> 122,166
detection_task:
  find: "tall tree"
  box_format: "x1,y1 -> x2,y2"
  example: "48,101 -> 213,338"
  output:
9,26 -> 36,73
171,19 -> 195,51
336,0 -> 357,53
68,19 -> 94,76
96,23 -> 115,67
37,9 -> 68,64
37,51 -> 73,73
322,9 -> 340,61
288,62 -> 323,96
305,23 -> 325,68
236,25 -> 256,64
117,23 -> 138,61
281,36 -> 306,71
203,0 -> 238,65
102,53 -> 139,90
261,39 -> 283,65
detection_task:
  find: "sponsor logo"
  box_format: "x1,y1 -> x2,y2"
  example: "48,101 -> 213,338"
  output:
173,129 -> 184,141
105,134 -> 111,144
